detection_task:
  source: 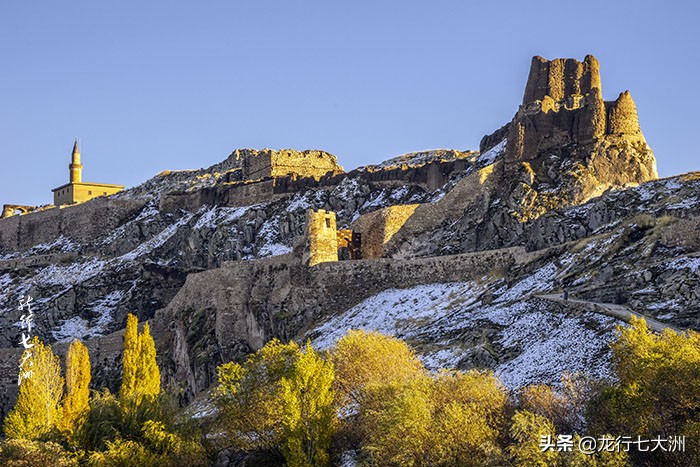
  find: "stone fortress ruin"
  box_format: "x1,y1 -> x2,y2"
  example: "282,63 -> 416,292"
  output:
0,54 -> 679,419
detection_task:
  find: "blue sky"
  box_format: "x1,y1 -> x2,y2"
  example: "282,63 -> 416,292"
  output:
1,1 -> 698,206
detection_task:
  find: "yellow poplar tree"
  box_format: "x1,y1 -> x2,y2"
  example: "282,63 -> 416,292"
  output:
135,322 -> 161,398
120,313 -> 139,401
120,314 -> 161,404
60,339 -> 91,434
4,337 -> 64,439
280,341 -> 336,467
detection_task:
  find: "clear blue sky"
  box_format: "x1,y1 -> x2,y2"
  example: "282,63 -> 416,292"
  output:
1,1 -> 698,206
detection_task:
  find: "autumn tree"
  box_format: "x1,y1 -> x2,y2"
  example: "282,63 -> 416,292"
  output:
214,339 -> 336,466
331,330 -> 425,409
120,314 -> 161,406
4,337 -> 64,440
280,341 -> 336,467
359,369 -> 509,466
135,322 -> 160,399
60,339 -> 91,436
332,330 -> 510,466
519,373 -> 599,435
508,410 -> 558,467
589,317 -> 700,465
214,339 -> 299,455
120,313 -> 139,401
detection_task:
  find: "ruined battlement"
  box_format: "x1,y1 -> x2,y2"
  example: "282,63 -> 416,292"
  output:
1,204 -> 37,219
522,55 -> 601,105
0,197 -> 146,253
480,55 -> 652,168
160,156 -> 471,213
239,148 -> 344,181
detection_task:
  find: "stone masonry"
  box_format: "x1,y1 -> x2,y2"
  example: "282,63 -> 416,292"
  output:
240,148 -> 343,181
303,209 -> 339,266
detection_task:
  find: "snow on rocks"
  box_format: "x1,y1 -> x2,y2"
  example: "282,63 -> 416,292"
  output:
118,212 -> 195,262
479,139 -> 507,165
309,274 -> 618,388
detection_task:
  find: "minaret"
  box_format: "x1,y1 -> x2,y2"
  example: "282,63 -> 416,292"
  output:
69,139 -> 82,183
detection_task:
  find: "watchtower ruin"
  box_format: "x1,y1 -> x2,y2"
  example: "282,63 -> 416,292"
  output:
302,209 -> 363,266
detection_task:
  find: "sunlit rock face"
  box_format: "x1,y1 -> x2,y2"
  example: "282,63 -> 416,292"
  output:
487,55 -> 658,222
386,56 -> 659,257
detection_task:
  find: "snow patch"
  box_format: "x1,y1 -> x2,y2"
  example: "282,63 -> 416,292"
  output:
118,213 -> 194,261
494,263 -> 557,304
259,243 -> 292,257
32,258 -> 106,287
308,280 -> 618,388
664,257 -> 700,273
479,139 -> 507,165
52,290 -> 126,342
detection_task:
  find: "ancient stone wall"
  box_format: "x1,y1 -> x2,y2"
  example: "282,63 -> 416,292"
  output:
0,253 -> 78,271
606,91 -> 642,137
1,205 -> 36,219
502,55 -> 651,165
242,149 -> 343,181
336,229 -> 361,259
309,247 -> 523,316
522,55 -> 601,105
160,158 -> 470,215
351,204 -> 420,258
0,198 -> 146,253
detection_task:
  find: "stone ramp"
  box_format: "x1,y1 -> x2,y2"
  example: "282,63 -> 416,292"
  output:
536,293 -> 681,334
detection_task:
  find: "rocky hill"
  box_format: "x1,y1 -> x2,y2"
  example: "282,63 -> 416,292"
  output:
0,55 -> 697,427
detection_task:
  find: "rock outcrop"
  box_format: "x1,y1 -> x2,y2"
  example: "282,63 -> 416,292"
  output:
388,55 -> 660,258
487,55 -> 657,221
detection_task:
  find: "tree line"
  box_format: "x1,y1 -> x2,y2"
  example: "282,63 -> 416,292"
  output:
0,316 -> 698,466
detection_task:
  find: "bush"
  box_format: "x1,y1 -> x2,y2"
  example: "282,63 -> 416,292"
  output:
0,439 -> 78,467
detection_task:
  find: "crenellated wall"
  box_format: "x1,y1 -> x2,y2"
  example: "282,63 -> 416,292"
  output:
522,55 -> 601,105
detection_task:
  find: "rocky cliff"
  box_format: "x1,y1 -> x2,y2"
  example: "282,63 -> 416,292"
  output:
387,55 -> 658,256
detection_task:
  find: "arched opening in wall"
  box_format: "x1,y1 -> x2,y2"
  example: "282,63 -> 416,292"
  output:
338,246 -> 350,261
14,209 -> 25,216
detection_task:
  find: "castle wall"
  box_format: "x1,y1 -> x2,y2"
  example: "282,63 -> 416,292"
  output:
352,204 -> 420,258
522,55 -> 600,105
309,247 -> 523,317
606,91 -> 642,137
0,253 -> 78,271
498,55 -> 649,166
0,198 -> 146,253
159,158 -> 469,215
242,149 -> 342,181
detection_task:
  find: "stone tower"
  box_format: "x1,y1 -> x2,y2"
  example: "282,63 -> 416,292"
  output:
69,139 -> 83,183
303,209 -> 339,267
